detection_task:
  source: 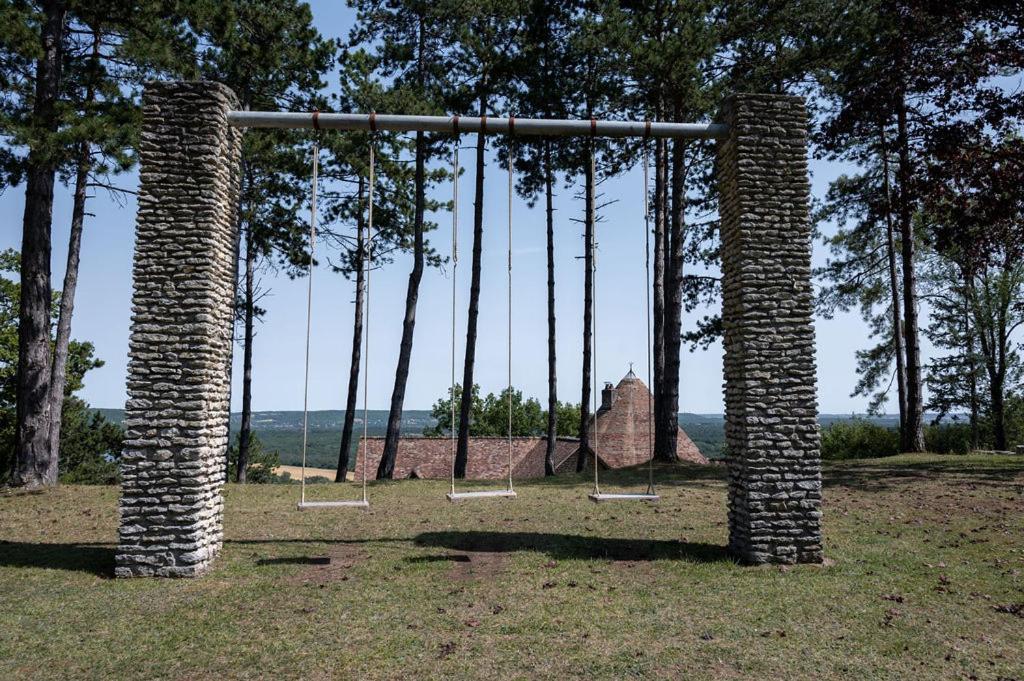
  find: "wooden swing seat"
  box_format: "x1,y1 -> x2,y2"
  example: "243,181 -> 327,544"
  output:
297,500 -> 369,510
446,489 -> 517,502
588,492 -> 659,503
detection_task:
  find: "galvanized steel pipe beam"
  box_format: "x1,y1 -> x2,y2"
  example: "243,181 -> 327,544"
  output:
227,111 -> 727,139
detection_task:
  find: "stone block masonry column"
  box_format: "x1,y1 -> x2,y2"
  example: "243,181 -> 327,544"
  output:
716,94 -> 823,565
117,82 -> 242,577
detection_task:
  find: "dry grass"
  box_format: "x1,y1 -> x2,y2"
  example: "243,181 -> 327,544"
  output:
274,465 -> 341,480
1,454 -> 1023,680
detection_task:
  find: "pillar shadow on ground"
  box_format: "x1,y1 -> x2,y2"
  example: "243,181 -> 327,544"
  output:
411,530 -> 731,563
0,541 -> 115,576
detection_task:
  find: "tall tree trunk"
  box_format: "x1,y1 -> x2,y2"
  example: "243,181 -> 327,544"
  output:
543,140 -> 557,476
895,94 -> 925,452
990,372 -> 1006,450
975,273 -> 1008,451
454,90 -> 489,479
660,123 -> 686,462
966,309 -> 979,449
48,144 -> 89,465
379,129 -> 427,478
577,143 -> 595,472
236,224 -> 255,483
652,137 -> 668,458
13,0 -> 66,489
336,177 -> 366,481
379,17 -> 429,479
878,125 -> 908,437
48,30 -> 100,464
994,272 -> 1010,451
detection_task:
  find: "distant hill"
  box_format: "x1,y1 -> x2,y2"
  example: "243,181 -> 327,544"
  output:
94,408 -> 908,470
96,409 -> 433,470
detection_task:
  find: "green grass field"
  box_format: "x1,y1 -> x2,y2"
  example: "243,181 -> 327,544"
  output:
2,454 -> 1022,680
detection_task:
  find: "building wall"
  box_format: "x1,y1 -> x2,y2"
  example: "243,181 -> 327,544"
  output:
355,376 -> 708,481
353,436 -> 581,480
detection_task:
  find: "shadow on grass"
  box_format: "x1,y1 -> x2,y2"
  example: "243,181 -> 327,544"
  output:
412,530 -> 732,563
406,554 -> 470,564
256,555 -> 331,566
823,458 -> 1024,492
0,541 -> 115,577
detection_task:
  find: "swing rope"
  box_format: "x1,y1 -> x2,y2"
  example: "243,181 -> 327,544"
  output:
591,146 -> 600,496
643,143 -> 655,496
450,136 -> 459,497
359,138 -> 375,503
587,139 -> 659,503
506,139 -> 514,493
299,134 -> 374,508
299,138 -> 320,506
447,126 -> 516,499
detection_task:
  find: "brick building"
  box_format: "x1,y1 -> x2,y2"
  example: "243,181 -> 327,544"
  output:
355,370 -> 707,480
585,369 -> 707,468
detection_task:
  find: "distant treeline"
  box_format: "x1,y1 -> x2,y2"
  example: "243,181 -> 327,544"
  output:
96,409 -> 953,469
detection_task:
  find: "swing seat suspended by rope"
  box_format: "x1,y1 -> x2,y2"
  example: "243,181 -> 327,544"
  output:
446,489 -> 518,502
295,135 -> 375,513
587,492 -> 660,503
297,499 -> 370,510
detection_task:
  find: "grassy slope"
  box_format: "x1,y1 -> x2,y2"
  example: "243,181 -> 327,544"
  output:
1,454 -> 1022,680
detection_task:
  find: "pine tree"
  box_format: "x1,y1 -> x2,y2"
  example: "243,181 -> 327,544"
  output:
559,4 -> 629,471
2,0 -> 199,486
318,48 -> 444,480
813,0 -> 1023,449
46,0 -> 198,473
347,0 -> 456,480
506,0 -> 574,475
192,0 -> 334,482
446,0 -> 525,479
7,0 -> 67,488
925,134 -> 1024,450
1,249 -> 107,480
608,0 -> 721,461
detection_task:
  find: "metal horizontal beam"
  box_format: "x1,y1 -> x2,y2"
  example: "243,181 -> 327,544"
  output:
226,111 -> 728,140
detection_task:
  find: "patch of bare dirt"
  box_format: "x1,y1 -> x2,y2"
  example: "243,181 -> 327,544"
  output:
288,543 -> 368,585
445,551 -> 508,581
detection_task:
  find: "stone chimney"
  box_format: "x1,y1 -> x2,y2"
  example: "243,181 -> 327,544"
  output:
601,382 -> 616,411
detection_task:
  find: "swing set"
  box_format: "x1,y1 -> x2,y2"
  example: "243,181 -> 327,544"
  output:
116,85 -> 824,577
272,111 -> 728,510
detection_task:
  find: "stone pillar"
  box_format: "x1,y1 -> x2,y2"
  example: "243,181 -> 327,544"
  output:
117,81 -> 242,577
716,93 -> 823,565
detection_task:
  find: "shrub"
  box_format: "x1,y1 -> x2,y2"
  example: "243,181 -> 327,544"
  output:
61,456 -> 120,485
924,422 -> 972,455
226,433 -> 285,483
58,398 -> 124,484
1006,394 -> 1023,451
821,419 -> 900,460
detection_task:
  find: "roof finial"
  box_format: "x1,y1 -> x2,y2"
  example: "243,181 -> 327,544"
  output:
626,362 -> 637,378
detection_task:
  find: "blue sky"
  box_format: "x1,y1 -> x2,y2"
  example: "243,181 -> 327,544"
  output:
1,1 -> 930,414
